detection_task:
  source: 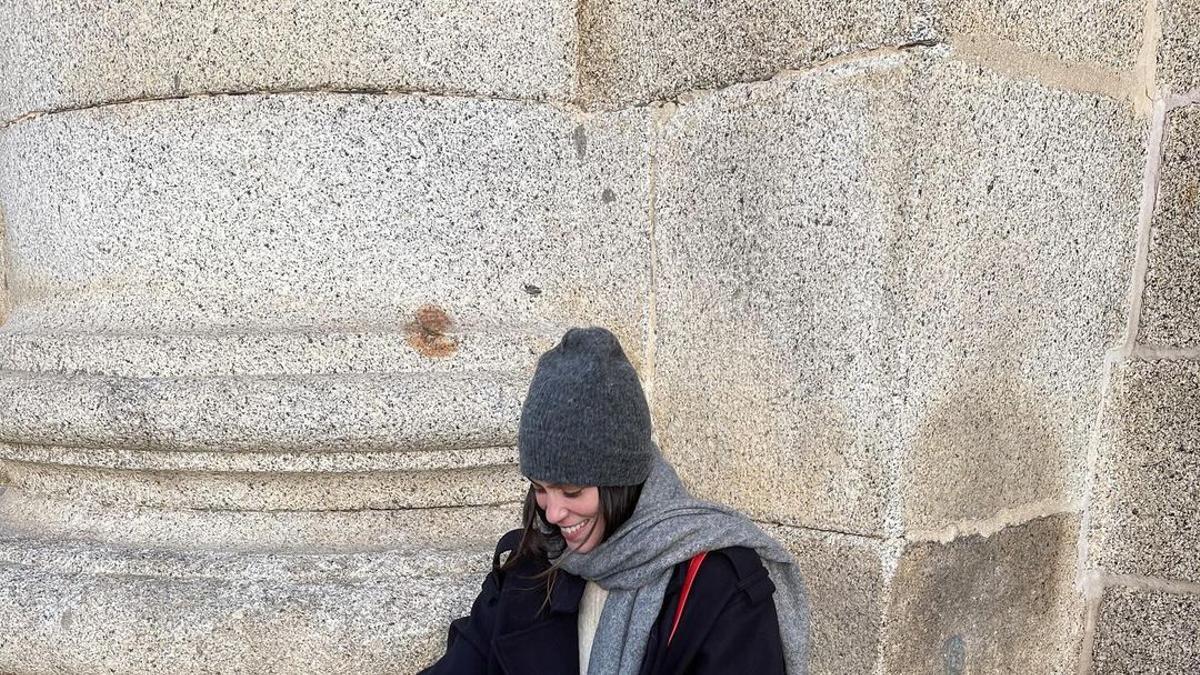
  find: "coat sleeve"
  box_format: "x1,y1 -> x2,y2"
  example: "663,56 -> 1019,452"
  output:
417,530 -> 523,674
686,550 -> 787,675
415,569 -> 501,674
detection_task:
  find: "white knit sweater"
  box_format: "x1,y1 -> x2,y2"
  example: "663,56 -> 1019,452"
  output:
577,580 -> 610,674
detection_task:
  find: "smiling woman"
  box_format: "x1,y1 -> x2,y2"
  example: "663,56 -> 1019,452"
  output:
532,481 -> 607,552
419,327 -> 811,675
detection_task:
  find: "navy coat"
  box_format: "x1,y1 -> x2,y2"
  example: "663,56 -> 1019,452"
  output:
418,529 -> 787,674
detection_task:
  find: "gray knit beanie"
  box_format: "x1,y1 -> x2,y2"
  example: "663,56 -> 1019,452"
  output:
518,326 -> 655,487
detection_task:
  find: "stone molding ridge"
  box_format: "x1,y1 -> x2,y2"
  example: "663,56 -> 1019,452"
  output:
0,368 -> 525,454
0,441 -> 519,473
1122,98 -> 1169,356
903,499 -> 1080,544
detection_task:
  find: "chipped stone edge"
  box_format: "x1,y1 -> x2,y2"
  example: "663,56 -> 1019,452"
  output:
903,500 -> 1080,544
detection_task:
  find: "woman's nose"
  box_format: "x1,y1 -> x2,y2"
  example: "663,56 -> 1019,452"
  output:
544,495 -> 568,524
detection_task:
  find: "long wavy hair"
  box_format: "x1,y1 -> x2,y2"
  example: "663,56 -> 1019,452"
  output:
500,481 -> 644,611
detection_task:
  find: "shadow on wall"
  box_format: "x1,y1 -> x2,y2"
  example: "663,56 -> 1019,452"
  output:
904,372 -> 1066,532
884,514 -> 1082,673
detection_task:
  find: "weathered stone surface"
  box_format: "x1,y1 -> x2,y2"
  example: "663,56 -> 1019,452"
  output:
0,529 -> 503,675
1093,586 -> 1200,673
1139,107 -> 1200,347
892,56 -> 1142,533
932,0 -> 1145,71
577,0 -> 929,104
1159,0 -> 1200,93
653,55 -> 907,535
0,0 -> 577,122
764,524 -> 888,674
0,369 -> 525,456
1088,359 -> 1200,583
883,515 -> 1083,673
0,94 -> 651,352
653,51 -> 1142,535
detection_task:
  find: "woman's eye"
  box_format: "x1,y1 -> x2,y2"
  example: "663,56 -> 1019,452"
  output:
563,490 -> 582,498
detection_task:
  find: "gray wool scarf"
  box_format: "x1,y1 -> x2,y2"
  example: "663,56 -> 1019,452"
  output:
554,450 -> 810,675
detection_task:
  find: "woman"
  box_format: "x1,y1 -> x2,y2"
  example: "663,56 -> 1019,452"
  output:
420,327 -> 809,674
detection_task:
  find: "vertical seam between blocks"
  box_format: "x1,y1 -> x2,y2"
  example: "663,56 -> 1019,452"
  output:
1133,0 -> 1161,110
644,116 -> 660,414
1077,585 -> 1104,675
1122,99 -> 1168,356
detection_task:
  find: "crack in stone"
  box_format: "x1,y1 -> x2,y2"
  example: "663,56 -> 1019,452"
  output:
1,41 -> 949,128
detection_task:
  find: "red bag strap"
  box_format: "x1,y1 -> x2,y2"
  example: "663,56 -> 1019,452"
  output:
667,551 -> 708,646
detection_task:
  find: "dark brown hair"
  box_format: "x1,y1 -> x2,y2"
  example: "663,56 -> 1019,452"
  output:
500,481 -> 644,611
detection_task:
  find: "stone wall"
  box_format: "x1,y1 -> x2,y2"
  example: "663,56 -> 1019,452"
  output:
0,2 -> 1194,673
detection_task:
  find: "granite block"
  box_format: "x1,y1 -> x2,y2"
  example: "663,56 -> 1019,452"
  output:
883,515 -> 1083,673
0,369 -> 526,456
1093,585 -> 1200,673
0,0 -> 577,122
893,57 -> 1143,532
0,94 -> 652,360
1158,0 -> 1200,93
0,459 -> 525,511
1088,359 -> 1200,583
764,524 -> 889,674
652,54 -> 912,535
652,51 -> 1142,535
1139,107 -> 1200,347
0,532 -> 500,674
932,0 -> 1145,71
577,0 -> 929,104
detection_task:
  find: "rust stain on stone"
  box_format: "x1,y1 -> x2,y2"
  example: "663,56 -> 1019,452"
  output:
405,304 -> 458,358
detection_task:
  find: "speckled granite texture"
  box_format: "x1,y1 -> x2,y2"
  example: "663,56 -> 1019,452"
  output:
0,2 -> 1195,673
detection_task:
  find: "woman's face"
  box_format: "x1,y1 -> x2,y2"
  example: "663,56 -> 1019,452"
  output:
531,480 -> 606,554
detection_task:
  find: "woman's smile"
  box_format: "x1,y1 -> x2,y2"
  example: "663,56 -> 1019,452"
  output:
560,518 -> 591,538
